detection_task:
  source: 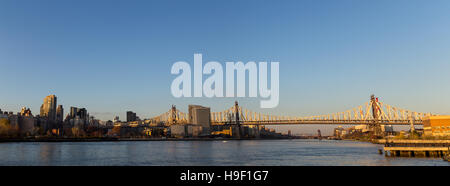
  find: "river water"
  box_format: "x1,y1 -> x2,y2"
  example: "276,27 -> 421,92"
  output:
0,139 -> 448,166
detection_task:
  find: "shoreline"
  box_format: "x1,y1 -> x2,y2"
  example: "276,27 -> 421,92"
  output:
9,137 -> 443,144
0,137 -> 300,143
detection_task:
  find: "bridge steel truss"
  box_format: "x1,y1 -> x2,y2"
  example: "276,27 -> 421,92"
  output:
146,97 -> 433,126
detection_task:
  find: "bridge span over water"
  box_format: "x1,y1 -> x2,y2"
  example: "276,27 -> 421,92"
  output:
149,95 -> 433,126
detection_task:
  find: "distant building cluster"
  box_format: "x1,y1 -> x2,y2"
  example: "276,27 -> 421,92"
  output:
333,124 -> 394,139
0,107 -> 35,135
0,95 -> 285,139
0,95 -> 102,137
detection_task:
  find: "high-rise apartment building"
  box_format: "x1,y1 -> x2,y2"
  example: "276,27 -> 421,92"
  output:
56,105 -> 64,122
127,111 -> 137,122
70,107 -> 87,120
40,95 -> 57,121
188,105 -> 211,135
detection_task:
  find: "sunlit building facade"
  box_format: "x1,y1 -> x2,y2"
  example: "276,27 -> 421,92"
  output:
40,95 -> 57,121
423,116 -> 450,137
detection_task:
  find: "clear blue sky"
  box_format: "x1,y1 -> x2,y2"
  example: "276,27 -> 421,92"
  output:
1,0 -> 450,134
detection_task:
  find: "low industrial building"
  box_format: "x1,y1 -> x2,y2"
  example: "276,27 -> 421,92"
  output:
170,124 -> 203,138
423,116 -> 450,137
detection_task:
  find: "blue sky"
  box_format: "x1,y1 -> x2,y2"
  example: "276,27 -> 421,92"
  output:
1,0 -> 450,134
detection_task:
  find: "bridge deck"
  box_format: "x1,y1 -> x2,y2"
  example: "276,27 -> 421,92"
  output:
211,120 -> 422,125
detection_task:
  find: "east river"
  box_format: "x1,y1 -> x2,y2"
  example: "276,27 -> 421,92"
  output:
0,139 -> 448,166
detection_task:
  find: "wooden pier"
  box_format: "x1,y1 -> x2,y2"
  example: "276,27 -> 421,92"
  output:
379,139 -> 450,158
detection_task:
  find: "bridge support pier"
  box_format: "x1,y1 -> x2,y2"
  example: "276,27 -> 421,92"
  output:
409,114 -> 416,133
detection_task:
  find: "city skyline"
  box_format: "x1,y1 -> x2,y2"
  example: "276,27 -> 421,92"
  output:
1,0 -> 450,169
0,93 -> 428,136
2,0 -> 450,126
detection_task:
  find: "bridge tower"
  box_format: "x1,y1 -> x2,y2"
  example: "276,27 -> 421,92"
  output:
409,112 -> 416,133
234,101 -> 242,138
370,95 -> 382,136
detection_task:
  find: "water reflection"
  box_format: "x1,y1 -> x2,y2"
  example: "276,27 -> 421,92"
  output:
0,140 -> 448,166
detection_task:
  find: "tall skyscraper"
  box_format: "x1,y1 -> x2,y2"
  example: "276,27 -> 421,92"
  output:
70,107 -> 78,118
70,107 -> 87,120
188,105 -> 211,135
40,95 -> 57,121
127,111 -> 137,122
77,108 -> 87,120
56,105 -> 64,122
